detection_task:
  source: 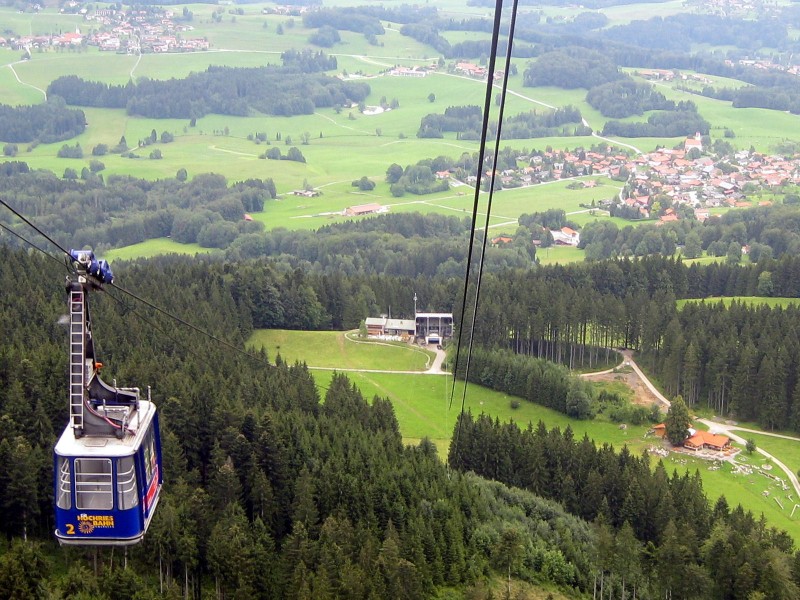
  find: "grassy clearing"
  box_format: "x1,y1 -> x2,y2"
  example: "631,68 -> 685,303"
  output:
677,297 -> 800,309
739,433 -> 800,481
0,7 -> 84,38
662,451 -> 800,542
536,245 -> 584,265
104,238 -> 217,262
652,78 -> 800,153
309,368 -> 652,459
248,329 -> 434,371
599,0 -> 688,26
254,327 -> 800,541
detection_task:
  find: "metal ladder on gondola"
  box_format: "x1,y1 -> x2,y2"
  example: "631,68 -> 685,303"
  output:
69,287 -> 85,434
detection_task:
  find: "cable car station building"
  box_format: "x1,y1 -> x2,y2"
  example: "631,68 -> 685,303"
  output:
415,312 -> 453,344
364,312 -> 453,345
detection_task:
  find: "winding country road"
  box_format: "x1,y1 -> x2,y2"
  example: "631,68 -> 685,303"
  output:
619,350 -> 800,499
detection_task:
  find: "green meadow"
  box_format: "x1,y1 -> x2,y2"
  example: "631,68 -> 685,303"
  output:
249,328 -> 800,541
740,432 -> 800,480
248,329 -> 435,371
1,2 -> 798,251
662,452 -> 800,542
104,238 -> 217,262
599,0 -> 689,26
677,297 -> 800,309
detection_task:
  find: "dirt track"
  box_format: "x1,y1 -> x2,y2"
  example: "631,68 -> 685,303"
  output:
583,367 -> 665,409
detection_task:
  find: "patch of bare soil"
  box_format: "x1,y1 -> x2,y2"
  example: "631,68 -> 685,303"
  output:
584,368 -> 664,408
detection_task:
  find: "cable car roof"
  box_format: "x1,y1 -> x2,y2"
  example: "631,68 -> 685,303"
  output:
54,400 -> 158,457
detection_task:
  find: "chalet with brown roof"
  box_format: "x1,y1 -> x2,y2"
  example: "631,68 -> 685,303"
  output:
658,213 -> 679,224
684,430 -> 730,452
345,203 -> 386,217
551,227 -> 580,246
491,235 -> 514,246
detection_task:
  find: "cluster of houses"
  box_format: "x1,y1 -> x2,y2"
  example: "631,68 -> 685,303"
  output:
443,137 -> 800,227
492,226 -> 580,248
638,51 -> 800,82
4,6 -> 209,54
636,68 -> 713,86
625,141 -> 800,221
727,58 -> 800,78
704,0 -> 782,18
385,62 -> 503,80
453,62 -> 505,81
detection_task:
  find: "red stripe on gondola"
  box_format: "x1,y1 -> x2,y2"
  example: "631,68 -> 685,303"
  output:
144,465 -> 159,510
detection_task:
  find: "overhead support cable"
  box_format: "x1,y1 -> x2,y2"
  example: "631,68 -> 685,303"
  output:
449,0 -> 521,459
0,196 -> 71,257
0,219 -> 71,272
0,197 -> 329,395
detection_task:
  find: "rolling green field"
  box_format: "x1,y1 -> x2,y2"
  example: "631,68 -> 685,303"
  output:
305,366 -> 652,458
2,1 -> 799,254
248,329 -> 434,371
662,451 -> 800,542
104,238 -> 217,261
741,432 -> 800,480
248,328 -> 800,541
677,297 -> 800,309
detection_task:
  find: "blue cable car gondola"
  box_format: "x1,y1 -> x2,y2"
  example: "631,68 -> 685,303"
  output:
54,250 -> 163,546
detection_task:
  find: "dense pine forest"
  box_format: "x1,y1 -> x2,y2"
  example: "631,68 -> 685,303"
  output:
2,244 -> 800,598
0,249 -> 597,599
47,63 -> 370,119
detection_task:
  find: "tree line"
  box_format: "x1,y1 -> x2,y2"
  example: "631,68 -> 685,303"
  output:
417,104 -> 587,139
302,7 -> 385,36
697,84 -> 800,116
0,100 -> 86,144
47,65 -> 369,119
0,248 -> 597,599
0,169 -> 274,251
581,204 -> 800,262
465,254 -> 800,435
523,47 -> 624,90
601,14 -> 788,54
449,413 -> 800,599
601,101 -> 710,138
586,78 -> 675,119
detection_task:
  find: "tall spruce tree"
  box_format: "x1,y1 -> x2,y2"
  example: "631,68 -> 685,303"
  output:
665,395 -> 691,445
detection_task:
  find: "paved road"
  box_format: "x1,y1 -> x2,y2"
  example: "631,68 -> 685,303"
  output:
617,351 -> 800,499
6,62 -> 47,100
698,418 -> 800,499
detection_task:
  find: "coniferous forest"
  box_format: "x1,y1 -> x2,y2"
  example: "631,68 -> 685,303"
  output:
2,243 -> 800,598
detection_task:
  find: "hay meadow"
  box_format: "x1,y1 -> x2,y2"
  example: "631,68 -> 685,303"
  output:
249,328 -> 800,543
1,0 -> 797,244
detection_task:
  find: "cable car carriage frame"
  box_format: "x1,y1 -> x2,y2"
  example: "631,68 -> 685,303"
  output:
54,250 -> 163,546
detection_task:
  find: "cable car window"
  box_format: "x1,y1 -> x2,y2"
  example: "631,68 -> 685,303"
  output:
143,428 -> 156,484
75,458 -> 113,510
117,456 -> 139,510
57,456 -> 71,510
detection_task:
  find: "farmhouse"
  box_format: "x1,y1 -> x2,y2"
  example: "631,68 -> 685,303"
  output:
364,317 -> 416,337
652,423 -> 731,452
293,189 -> 320,197
345,203 -> 387,217
491,235 -> 513,246
550,227 -> 580,246
684,429 -> 731,452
